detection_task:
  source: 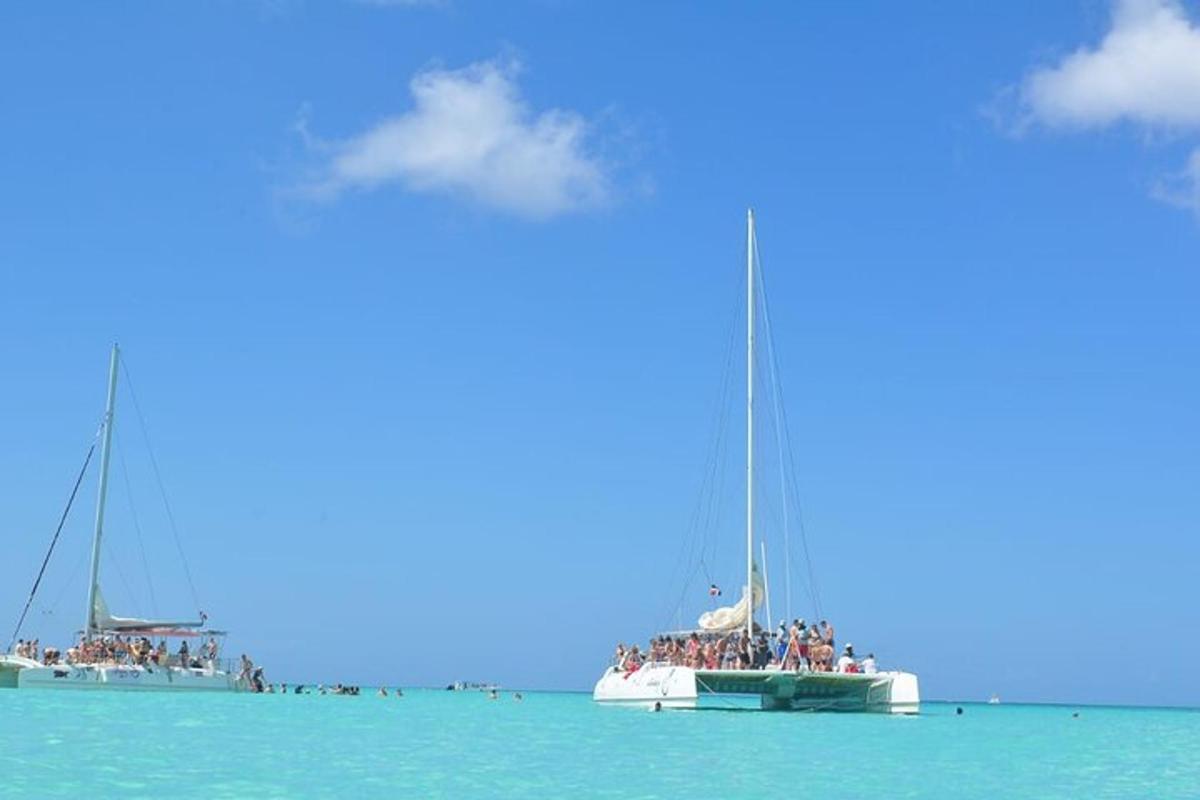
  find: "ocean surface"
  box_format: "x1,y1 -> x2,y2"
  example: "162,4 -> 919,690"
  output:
1,689 -> 1196,799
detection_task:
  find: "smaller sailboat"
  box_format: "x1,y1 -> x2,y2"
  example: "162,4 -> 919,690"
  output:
0,345 -> 246,692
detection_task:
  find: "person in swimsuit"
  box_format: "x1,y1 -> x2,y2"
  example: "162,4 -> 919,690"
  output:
685,633 -> 700,668
820,620 -> 835,652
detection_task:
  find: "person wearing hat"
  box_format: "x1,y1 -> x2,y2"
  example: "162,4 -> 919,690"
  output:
836,644 -> 856,673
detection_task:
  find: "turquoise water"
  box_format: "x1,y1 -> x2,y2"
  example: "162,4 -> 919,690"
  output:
2,689 -> 1197,798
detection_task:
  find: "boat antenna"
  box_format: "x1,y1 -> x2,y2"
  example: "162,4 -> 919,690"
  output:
745,208 -> 756,643
84,343 -> 120,641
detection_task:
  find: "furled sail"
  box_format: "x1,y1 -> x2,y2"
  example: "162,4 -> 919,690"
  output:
91,587 -> 203,632
697,563 -> 765,632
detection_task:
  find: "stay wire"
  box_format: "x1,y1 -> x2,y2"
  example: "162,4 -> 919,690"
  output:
660,263 -> 742,634
754,233 -> 823,621
119,357 -> 203,616
663,315 -> 737,632
115,428 -> 159,616
103,539 -> 141,616
8,429 -> 99,652
44,547 -> 91,620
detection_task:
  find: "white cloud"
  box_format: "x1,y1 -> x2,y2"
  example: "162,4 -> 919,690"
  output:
1023,0 -> 1200,129
1009,0 -> 1200,215
1152,146 -> 1200,210
307,59 -> 612,219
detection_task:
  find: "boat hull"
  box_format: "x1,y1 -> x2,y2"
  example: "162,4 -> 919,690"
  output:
0,656 -> 243,692
592,665 -> 700,708
593,665 -> 919,713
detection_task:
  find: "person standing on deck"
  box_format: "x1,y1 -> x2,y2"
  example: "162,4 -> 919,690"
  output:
820,620 -> 835,652
204,637 -> 218,668
836,645 -> 856,673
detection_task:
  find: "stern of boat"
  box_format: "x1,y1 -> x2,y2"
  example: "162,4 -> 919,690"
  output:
0,655 -> 41,688
884,671 -> 920,714
592,665 -> 699,708
756,670 -> 920,714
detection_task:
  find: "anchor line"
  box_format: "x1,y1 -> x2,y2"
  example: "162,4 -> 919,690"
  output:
693,675 -> 745,710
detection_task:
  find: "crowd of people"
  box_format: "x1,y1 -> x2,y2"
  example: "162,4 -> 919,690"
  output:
613,619 -> 878,676
233,678 -> 411,697
12,635 -> 222,670
10,640 -> 412,698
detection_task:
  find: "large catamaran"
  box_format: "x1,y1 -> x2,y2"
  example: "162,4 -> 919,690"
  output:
0,345 -> 244,691
592,210 -> 919,712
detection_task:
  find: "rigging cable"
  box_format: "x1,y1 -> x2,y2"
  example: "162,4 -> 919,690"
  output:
7,432 -> 98,653
116,428 -> 159,616
663,318 -> 737,631
119,358 -> 203,616
42,546 -> 90,621
660,264 -> 742,634
755,252 -> 796,624
103,539 -> 142,617
755,233 -> 823,621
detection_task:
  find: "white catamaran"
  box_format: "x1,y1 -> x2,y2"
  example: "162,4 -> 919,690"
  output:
0,345 -> 245,692
593,210 -> 920,713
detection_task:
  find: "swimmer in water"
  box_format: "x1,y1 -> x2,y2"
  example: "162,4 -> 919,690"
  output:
489,689 -> 499,700
956,707 -> 963,715
652,701 -> 662,712
514,692 -> 523,701
378,687 -> 388,697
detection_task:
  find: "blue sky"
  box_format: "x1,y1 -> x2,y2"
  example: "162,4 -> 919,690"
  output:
2,1 -> 1199,706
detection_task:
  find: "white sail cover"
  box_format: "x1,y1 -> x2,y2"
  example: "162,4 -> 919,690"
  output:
91,587 -> 203,632
697,563 -> 766,632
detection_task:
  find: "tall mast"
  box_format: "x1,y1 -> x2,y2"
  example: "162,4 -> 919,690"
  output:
85,344 -> 119,640
745,209 -> 755,643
